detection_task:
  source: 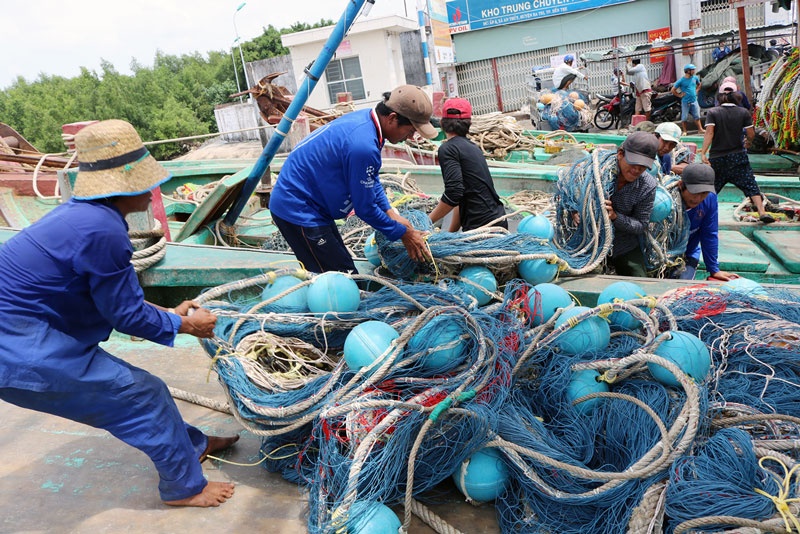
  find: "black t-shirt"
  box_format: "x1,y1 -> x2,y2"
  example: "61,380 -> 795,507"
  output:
438,135 -> 507,231
705,104 -> 752,158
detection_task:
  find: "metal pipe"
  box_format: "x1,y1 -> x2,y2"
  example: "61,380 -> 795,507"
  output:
223,0 -> 370,226
231,41 -> 243,102
233,3 -> 250,99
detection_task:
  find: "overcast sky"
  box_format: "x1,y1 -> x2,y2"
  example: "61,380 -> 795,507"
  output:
3,0 -> 415,89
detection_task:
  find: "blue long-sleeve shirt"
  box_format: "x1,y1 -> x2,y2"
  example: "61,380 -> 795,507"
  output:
269,108 -> 406,241
0,200 -> 181,392
684,193 -> 720,275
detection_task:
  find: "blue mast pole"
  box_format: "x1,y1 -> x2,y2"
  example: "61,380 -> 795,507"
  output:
417,0 -> 433,85
224,0 -> 370,226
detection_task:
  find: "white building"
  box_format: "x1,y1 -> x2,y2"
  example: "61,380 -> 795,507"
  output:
281,15 -> 425,111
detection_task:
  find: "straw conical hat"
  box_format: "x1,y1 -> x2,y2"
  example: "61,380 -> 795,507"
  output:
72,119 -> 170,200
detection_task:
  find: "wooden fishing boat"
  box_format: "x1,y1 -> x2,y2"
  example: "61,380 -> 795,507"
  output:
391,126 -> 800,175
2,147 -> 798,301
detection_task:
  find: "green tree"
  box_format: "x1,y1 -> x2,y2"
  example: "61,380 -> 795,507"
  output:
0,18 -> 334,159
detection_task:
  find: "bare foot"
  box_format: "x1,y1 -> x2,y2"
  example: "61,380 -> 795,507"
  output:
699,129 -> 706,134
164,481 -> 235,507
200,434 -> 240,462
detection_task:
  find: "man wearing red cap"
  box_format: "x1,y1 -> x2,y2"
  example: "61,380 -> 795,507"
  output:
429,98 -> 507,232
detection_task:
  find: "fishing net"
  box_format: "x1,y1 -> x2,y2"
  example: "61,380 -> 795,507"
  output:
643,175 -> 690,277
192,269 -> 800,533
373,209 -> 564,285
539,90 -> 593,132
552,149 -> 617,274
755,47 -> 800,150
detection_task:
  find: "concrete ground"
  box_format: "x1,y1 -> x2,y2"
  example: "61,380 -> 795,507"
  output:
0,332 -> 500,534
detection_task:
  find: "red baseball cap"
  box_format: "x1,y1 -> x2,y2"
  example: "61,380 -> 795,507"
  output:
442,98 -> 472,119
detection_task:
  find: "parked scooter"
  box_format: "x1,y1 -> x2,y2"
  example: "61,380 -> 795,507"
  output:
593,91 -> 635,130
649,91 -> 681,124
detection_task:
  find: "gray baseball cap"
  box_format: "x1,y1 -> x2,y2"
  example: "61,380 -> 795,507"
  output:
682,163 -> 716,194
621,131 -> 659,168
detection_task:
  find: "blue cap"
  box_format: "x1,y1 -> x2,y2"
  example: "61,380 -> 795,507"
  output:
564,54 -> 575,63
684,63 -> 697,72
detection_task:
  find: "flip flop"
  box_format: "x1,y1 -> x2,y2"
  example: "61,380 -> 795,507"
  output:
759,214 -> 776,224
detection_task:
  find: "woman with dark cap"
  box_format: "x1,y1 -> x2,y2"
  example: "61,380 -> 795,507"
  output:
0,119 -> 238,507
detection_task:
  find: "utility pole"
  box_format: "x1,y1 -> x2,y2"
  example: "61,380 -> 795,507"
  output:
738,7 -> 754,105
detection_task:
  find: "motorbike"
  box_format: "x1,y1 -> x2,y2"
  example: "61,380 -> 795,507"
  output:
594,88 -> 681,129
593,91 -> 635,130
649,91 -> 681,124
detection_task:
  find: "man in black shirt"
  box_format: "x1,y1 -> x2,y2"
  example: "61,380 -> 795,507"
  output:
429,98 -> 507,231
701,81 -> 774,223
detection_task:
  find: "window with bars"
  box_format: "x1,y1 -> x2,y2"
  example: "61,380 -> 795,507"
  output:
325,57 -> 366,104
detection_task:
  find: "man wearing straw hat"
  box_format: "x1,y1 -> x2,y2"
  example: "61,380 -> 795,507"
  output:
269,85 -> 436,273
0,119 -> 238,507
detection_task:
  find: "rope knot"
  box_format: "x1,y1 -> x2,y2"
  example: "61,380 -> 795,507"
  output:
597,303 -> 615,319
755,456 -> 800,533
596,371 -> 617,385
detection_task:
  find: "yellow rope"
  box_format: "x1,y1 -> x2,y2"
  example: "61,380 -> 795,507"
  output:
597,302 -> 616,320
754,456 -> 800,533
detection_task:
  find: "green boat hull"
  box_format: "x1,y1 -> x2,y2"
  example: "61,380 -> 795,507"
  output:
2,153 -> 798,304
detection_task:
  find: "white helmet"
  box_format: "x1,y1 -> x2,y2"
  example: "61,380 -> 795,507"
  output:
655,122 -> 682,144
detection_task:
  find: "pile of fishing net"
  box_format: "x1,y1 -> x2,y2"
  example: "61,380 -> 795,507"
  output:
643,174 -> 691,277
554,148 -> 696,278
364,147 -> 684,285
372,209 -> 564,285
260,170 -> 438,257
193,264 -> 800,532
369,148 -> 645,282
538,89 -> 592,132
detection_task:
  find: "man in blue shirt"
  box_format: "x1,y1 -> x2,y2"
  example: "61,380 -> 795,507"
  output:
712,40 -> 731,62
269,85 -> 436,273
672,64 -> 705,136
0,120 -> 238,507
672,163 -> 739,281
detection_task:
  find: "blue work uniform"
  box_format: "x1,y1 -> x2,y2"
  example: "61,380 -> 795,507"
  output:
0,200 -> 208,501
681,193 -> 720,278
269,108 -> 407,272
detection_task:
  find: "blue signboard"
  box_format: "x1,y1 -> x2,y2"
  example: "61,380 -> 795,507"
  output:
447,0 -> 634,32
